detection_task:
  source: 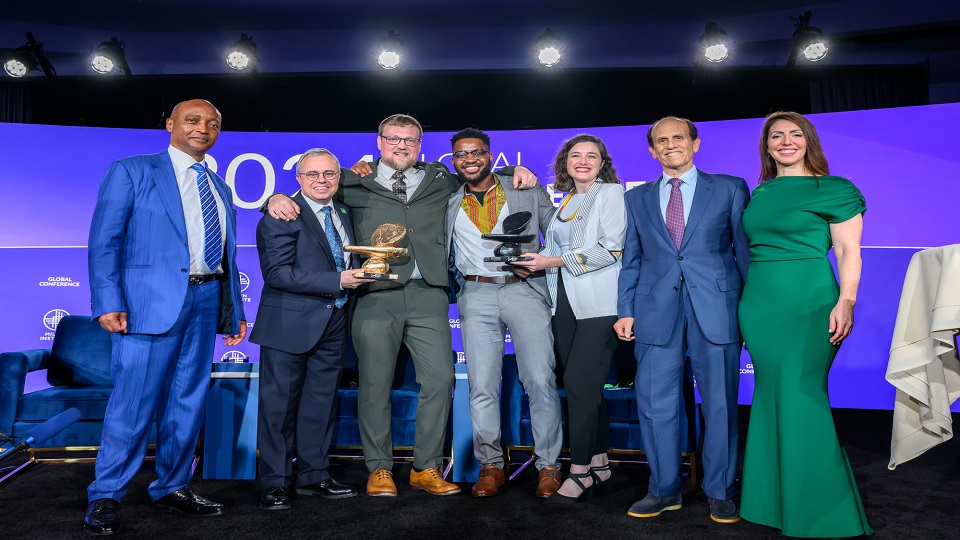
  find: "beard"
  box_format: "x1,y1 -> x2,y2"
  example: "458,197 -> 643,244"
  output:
381,149 -> 417,172
456,163 -> 492,186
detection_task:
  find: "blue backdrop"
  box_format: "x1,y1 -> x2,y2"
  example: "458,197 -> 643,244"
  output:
2,103 -> 957,409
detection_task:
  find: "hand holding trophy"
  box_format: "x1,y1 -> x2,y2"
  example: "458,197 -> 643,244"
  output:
344,223 -> 409,280
482,211 -> 536,262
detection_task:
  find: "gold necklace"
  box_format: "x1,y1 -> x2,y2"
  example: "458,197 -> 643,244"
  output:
555,192 -> 580,222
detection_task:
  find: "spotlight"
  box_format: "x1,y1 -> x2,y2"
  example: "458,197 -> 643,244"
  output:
700,22 -> 729,63
789,11 -> 828,65
534,28 -> 564,67
226,34 -> 258,72
4,48 -> 36,78
91,38 -> 131,76
377,31 -> 404,70
3,32 -> 55,79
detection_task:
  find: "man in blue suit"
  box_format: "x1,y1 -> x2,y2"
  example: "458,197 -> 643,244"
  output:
614,117 -> 749,523
251,148 -> 372,510
85,99 -> 246,535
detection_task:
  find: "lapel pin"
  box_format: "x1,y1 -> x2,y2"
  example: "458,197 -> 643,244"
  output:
340,207 -> 347,214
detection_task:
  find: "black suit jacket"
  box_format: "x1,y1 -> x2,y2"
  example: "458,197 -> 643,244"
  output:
249,193 -> 360,355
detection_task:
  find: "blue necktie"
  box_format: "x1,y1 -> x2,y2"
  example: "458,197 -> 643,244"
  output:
320,206 -> 348,308
192,163 -> 222,273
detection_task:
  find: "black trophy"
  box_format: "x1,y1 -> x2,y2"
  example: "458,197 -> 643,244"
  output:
482,211 -> 535,262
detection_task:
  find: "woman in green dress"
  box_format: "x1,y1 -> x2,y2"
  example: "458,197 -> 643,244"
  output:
738,111 -> 873,537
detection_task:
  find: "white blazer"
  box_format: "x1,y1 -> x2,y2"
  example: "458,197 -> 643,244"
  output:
542,181 -> 627,318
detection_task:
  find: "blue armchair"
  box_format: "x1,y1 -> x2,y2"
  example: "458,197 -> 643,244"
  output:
0,316 -> 155,450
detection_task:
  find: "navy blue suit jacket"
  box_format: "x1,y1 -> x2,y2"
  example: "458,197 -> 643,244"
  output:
249,192 -> 360,355
617,170 -> 750,345
88,151 -> 245,335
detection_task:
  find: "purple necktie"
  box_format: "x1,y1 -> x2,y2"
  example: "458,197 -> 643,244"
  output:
665,178 -> 685,249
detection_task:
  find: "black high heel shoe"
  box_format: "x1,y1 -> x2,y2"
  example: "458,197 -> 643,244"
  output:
588,464 -> 611,497
543,472 -> 593,505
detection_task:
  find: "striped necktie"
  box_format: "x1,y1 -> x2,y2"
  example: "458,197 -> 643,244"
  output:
192,163 -> 222,272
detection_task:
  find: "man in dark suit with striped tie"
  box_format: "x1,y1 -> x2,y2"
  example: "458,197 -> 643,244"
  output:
250,148 -> 374,510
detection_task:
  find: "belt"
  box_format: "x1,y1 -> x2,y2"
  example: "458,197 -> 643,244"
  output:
465,275 -> 522,285
188,274 -> 218,285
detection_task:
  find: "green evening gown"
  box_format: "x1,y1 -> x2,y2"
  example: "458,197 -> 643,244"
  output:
738,175 -> 873,538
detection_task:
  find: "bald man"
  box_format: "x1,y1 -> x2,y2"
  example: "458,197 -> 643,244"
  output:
85,99 -> 247,535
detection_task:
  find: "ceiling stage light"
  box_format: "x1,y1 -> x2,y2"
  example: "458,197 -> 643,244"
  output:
3,32 -> 55,79
4,50 -> 35,78
377,31 -> 404,70
91,38 -> 131,76
535,28 -> 563,67
700,22 -> 729,63
789,11 -> 829,65
226,34 -> 258,71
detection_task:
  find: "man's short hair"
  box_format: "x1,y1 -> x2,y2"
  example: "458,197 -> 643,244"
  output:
378,114 -> 423,137
296,148 -> 340,174
450,127 -> 490,148
646,116 -> 699,147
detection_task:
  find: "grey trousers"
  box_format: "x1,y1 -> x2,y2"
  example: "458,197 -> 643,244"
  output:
458,280 -> 562,470
352,280 -> 454,472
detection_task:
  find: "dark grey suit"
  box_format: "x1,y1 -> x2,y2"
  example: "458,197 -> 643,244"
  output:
339,160 -> 460,473
250,193 -> 359,489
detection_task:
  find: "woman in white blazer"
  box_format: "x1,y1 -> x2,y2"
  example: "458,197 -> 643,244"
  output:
513,134 -> 627,504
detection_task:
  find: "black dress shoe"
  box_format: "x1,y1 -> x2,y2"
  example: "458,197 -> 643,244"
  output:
83,498 -> 121,536
259,487 -> 292,510
296,478 -> 359,499
152,486 -> 225,517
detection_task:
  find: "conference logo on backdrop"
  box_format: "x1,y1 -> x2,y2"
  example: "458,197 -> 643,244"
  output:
740,362 -> 754,376
220,350 -> 248,363
41,308 -> 70,340
39,276 -> 81,288
449,318 -> 460,329
456,351 -> 466,364
238,271 -> 252,303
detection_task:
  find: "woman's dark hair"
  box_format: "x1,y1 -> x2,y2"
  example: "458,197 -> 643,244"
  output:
759,111 -> 829,182
552,134 -> 620,192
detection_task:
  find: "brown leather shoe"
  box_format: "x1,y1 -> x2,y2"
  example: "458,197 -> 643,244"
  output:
409,467 -> 461,496
536,466 -> 562,498
471,465 -> 506,497
366,469 -> 398,497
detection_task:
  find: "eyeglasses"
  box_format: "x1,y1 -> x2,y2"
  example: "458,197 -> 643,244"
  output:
451,149 -> 490,160
298,170 -> 340,181
380,135 -> 421,146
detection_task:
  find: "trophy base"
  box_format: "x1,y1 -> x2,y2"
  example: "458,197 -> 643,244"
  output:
484,256 -> 534,263
354,271 -> 398,281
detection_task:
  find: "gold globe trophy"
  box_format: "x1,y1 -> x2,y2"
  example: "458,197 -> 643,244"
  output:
344,222 -> 409,280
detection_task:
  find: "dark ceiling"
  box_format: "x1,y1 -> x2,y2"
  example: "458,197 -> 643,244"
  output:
1,0 -> 958,76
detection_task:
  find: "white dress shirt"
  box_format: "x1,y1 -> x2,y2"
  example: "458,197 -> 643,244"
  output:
168,145 -> 226,274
